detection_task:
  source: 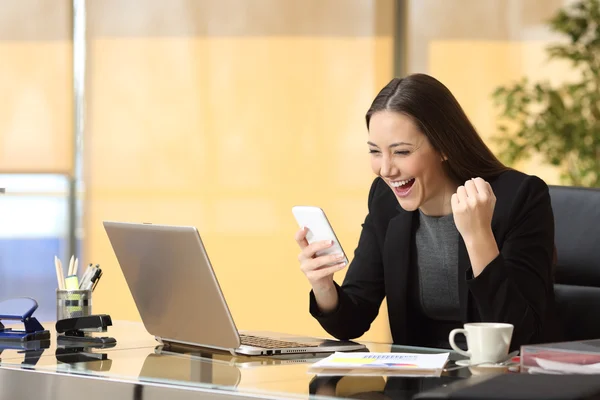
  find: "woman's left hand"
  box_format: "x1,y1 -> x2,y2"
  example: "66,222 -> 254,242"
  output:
451,177 -> 496,243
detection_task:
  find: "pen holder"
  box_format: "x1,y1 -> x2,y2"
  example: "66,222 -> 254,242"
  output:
56,289 -> 92,321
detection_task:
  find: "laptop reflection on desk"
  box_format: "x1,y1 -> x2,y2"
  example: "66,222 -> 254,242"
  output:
103,221 -> 367,356
140,352 -> 241,388
155,344 -> 327,368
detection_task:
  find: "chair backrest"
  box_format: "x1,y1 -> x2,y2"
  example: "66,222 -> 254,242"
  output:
549,185 -> 600,341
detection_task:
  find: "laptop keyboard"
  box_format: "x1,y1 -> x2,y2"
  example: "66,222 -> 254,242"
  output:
239,334 -> 320,349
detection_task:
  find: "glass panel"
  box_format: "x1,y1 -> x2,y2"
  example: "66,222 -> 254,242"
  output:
0,174 -> 70,322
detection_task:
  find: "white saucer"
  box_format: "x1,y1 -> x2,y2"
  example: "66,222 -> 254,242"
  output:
454,359 -> 511,375
455,359 -> 513,367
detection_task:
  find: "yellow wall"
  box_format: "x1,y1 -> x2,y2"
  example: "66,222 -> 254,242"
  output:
428,40 -> 573,184
0,0 -> 73,173
85,0 -> 395,342
406,0 -> 571,185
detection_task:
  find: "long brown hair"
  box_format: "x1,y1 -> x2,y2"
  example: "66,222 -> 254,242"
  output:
365,74 -> 509,183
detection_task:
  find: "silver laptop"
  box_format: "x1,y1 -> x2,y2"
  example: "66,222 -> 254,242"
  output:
103,221 -> 367,356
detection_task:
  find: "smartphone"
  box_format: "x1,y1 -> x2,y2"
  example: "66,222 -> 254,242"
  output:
292,206 -> 349,266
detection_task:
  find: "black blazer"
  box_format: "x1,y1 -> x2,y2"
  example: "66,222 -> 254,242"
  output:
310,170 -> 562,350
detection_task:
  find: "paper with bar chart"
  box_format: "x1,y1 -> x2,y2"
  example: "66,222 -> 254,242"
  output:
309,352 -> 449,377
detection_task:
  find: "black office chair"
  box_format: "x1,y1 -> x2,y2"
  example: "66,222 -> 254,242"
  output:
549,185 -> 600,341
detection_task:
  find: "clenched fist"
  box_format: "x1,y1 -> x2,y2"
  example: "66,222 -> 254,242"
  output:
451,177 -> 496,243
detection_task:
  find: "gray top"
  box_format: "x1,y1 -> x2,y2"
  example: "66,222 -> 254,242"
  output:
415,210 -> 460,321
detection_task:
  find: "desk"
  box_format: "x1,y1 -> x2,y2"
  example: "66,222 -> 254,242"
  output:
0,321 -> 476,400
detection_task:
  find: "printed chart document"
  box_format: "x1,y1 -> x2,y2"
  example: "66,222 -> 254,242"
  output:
308,352 -> 450,377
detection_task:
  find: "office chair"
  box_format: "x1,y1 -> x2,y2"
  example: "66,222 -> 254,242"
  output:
549,185 -> 600,341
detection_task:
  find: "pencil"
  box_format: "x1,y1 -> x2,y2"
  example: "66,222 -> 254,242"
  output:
58,257 -> 65,288
55,255 -> 65,290
68,255 -> 74,276
73,257 -> 79,276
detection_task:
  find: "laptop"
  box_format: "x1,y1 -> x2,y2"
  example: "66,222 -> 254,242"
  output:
103,221 -> 367,356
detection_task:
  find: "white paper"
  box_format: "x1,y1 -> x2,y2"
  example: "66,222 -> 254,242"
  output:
534,358 -> 600,374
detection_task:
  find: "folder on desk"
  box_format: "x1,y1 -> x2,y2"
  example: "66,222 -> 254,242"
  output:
520,339 -> 600,374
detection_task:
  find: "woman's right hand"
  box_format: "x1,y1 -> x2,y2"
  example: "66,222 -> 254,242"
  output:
294,227 -> 348,293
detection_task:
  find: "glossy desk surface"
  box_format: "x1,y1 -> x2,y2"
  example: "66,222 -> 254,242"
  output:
0,321 -> 478,400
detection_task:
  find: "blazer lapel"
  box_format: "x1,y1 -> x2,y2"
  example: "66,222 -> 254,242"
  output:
384,208 -> 416,344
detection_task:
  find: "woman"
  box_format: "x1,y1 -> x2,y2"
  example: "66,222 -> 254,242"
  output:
294,73 -> 561,350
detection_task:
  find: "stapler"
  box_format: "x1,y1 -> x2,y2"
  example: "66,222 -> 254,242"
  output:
55,314 -> 116,345
0,297 -> 50,342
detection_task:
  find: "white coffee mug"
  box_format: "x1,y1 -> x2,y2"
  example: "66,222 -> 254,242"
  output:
449,322 -> 514,364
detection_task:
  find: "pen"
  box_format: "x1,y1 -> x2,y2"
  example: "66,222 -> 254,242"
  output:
83,268 -> 102,291
91,270 -> 102,291
79,264 -> 94,289
80,265 -> 97,289
83,263 -> 92,279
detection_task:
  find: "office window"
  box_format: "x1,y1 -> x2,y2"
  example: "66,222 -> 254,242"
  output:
0,174 -> 69,322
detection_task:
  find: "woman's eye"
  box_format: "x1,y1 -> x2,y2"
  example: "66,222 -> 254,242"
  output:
368,149 -> 380,154
395,151 -> 410,156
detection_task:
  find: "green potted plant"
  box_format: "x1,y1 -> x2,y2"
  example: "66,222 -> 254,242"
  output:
492,0 -> 600,187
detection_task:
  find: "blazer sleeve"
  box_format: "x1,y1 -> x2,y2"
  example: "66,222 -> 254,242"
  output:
466,175 -> 555,348
309,178 -> 386,340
